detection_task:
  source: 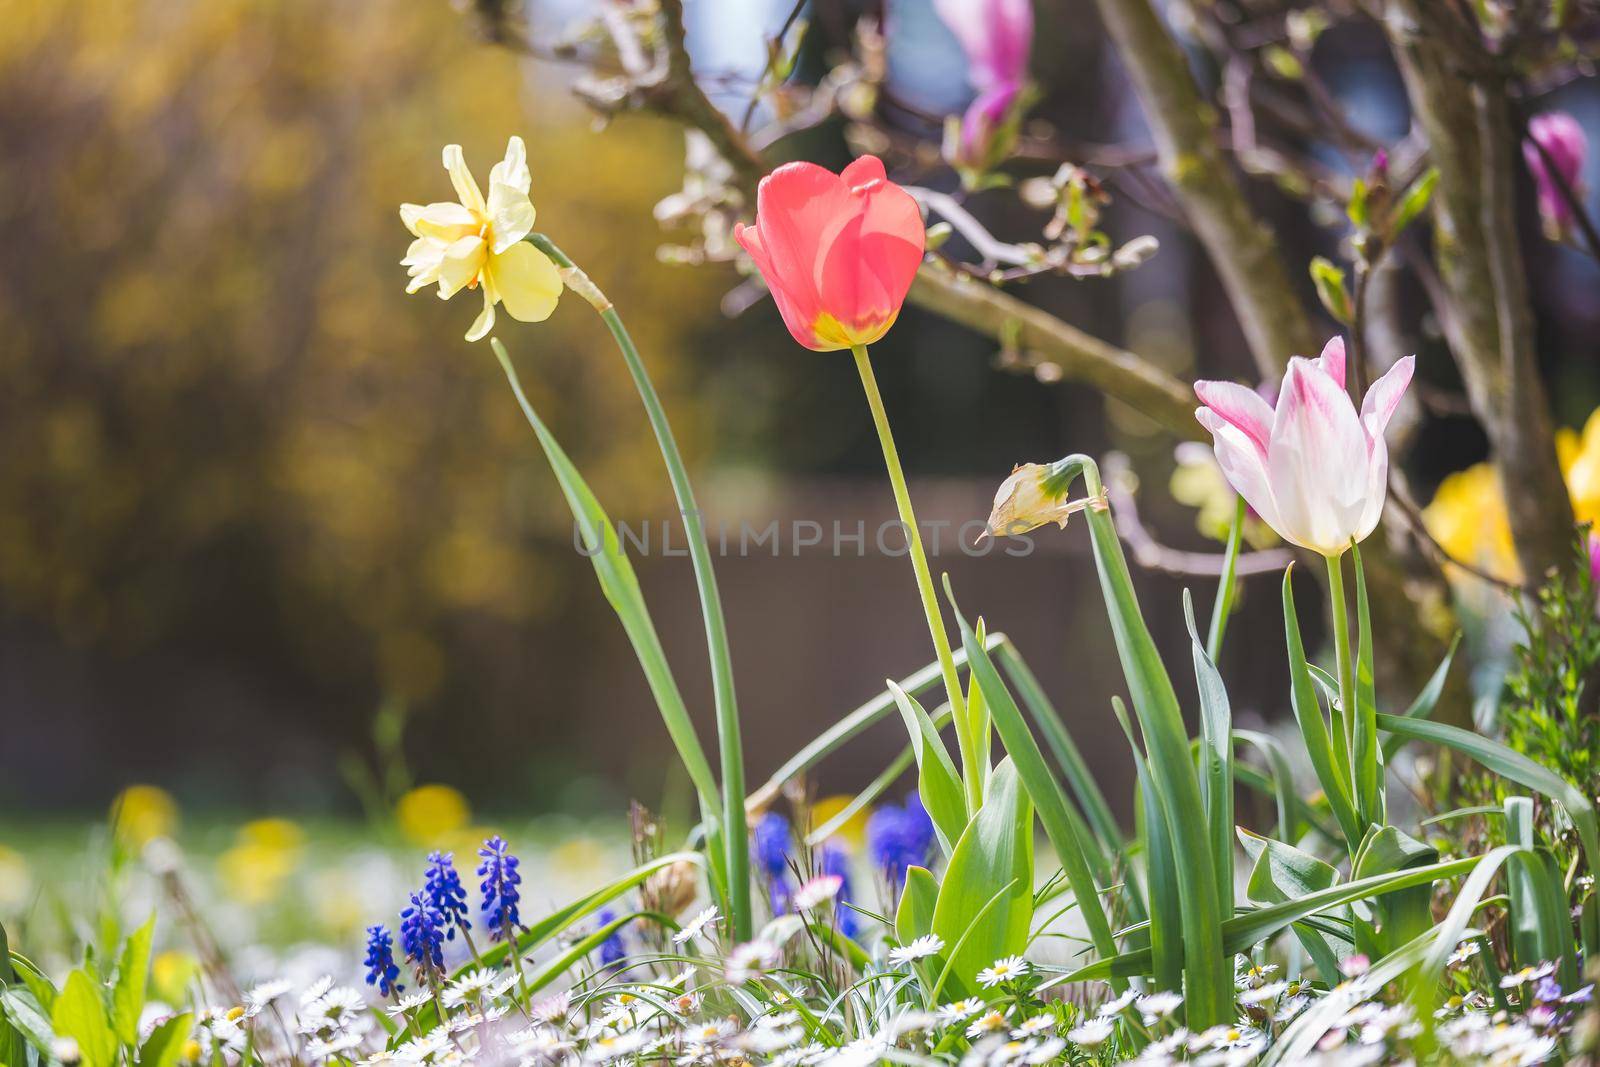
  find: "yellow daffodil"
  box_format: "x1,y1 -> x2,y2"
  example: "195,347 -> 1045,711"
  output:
401,137 -> 562,341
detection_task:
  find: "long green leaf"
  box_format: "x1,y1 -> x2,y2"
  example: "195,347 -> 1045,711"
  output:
1505,797 -> 1578,988
53,971 -> 116,1067
1283,567 -> 1362,847
526,235 -> 752,941
112,914 -> 154,1046
1409,846 -> 1523,1030
1068,456 -> 1229,1025
946,584 -> 1123,977
1185,590 -> 1234,920
1061,853 -> 1479,981
1206,495 -> 1245,660
896,866 -> 939,945
993,641 -> 1127,903
888,681 -> 967,855
1239,830 -> 1345,981
930,759 -> 1033,994
137,1012 -> 193,1067
1114,697 -> 1180,993
491,341 -> 717,812
1378,713 -> 1600,873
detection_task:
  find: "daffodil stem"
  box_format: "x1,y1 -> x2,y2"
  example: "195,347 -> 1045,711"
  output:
1325,551 -> 1357,789
851,344 -> 976,807
526,234 -> 751,943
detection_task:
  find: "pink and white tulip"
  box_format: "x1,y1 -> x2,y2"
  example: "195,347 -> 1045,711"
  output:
934,0 -> 1033,166
1523,111 -> 1588,239
1194,338 -> 1414,557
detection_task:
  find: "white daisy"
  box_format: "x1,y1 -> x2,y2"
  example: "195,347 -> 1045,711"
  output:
1012,1014 -> 1054,1037
1067,1017 -> 1113,1047
442,968 -> 498,1008
888,934 -> 945,966
938,997 -> 985,1022
300,975 -> 335,1006
724,941 -> 781,983
1137,991 -> 1184,1022
1238,980 -> 1287,1007
386,992 -> 432,1018
1098,988 -> 1138,1017
672,905 -> 720,946
793,874 -> 843,911
966,1008 -> 1012,1038
1024,1037 -> 1066,1063
976,955 -> 1030,988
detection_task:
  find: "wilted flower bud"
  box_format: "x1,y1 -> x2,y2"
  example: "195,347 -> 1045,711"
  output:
983,463 -> 1099,540
642,859 -> 699,918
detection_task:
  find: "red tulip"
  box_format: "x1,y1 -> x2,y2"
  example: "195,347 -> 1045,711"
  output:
734,156 -> 926,352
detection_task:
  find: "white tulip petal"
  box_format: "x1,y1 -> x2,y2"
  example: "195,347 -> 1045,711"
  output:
1359,355 -> 1416,439
1195,380 -> 1274,457
1196,407 -> 1284,535
1267,357 -> 1371,555
1313,336 -> 1346,390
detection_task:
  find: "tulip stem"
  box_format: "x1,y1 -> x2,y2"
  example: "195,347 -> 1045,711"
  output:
1325,551 -> 1357,796
526,234 -> 751,943
851,344 -> 976,809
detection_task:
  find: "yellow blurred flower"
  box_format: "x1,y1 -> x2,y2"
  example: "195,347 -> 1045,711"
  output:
810,794 -> 868,851
394,784 -> 470,847
401,137 -> 562,341
0,845 -> 33,913
112,784 -> 178,849
151,950 -> 200,1004
1169,442 -> 1279,550
1423,462 -> 1519,583
1423,410 -> 1597,586
217,818 -> 304,905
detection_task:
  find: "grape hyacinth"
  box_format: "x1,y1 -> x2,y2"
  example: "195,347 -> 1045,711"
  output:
751,811 -> 795,914
423,851 -> 471,940
476,835 -> 522,942
818,842 -> 859,941
362,924 -> 403,997
399,891 -> 445,976
595,908 -> 627,966
868,794 -> 936,890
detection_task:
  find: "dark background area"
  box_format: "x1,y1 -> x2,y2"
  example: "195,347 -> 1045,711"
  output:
2,0 -> 1597,821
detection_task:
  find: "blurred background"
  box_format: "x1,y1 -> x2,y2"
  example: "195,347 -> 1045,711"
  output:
3,0 -> 1599,867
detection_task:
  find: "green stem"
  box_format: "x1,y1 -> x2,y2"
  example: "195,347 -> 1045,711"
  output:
1325,551 -> 1356,795
850,344 -> 975,808
1206,496 -> 1245,661
527,234 -> 750,943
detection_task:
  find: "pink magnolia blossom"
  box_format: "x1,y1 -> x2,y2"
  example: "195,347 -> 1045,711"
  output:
1194,338 -> 1414,557
734,156 -> 925,352
934,0 -> 1033,164
1523,111 -> 1588,237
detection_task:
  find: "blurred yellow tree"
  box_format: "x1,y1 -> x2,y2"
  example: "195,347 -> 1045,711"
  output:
0,0 -> 725,719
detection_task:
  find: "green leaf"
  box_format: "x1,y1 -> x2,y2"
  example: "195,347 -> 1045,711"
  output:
1310,257 -> 1353,323
1409,846 -> 1524,1028
491,340 -> 718,813
945,584 -> 1122,972
52,971 -> 115,1067
1061,853 -> 1479,982
1347,177 -> 1370,230
1504,797 -> 1579,988
1233,729 -> 1300,842
1349,825 -> 1437,956
1185,590 -> 1234,919
0,990 -> 54,1058
1239,829 -> 1346,980
136,1013 -> 192,1067
993,641 -> 1125,877
1389,168 -> 1439,237
1115,698 -> 1181,993
1070,455 -> 1230,1025
895,866 -> 939,946
1350,545 -> 1383,825
113,914 -> 155,1046
1378,713 -> 1600,874
1283,568 -> 1362,846
888,681 -> 968,855
1206,496 -> 1246,660
930,759 -> 1034,995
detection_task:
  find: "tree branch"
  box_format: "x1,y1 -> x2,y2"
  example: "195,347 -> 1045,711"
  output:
1086,0 -> 1319,377
1383,0 -> 1576,582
